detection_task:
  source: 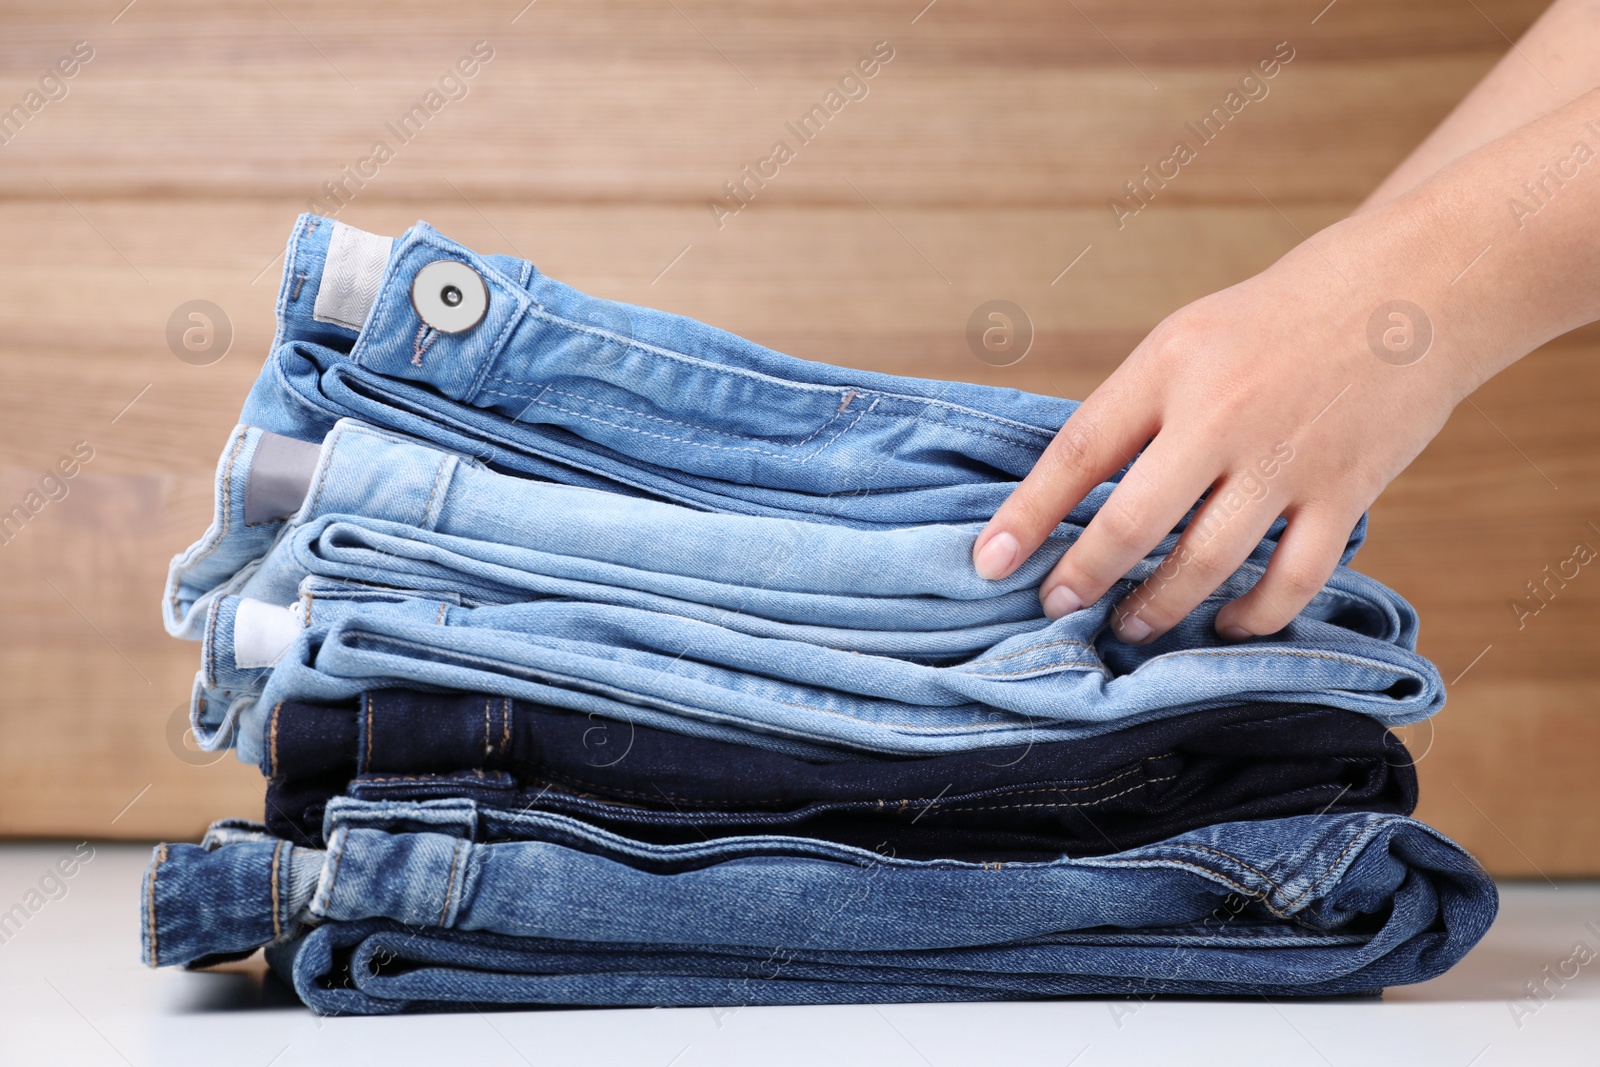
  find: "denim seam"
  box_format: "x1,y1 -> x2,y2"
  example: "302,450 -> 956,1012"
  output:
364,695 -> 375,773
480,380 -> 858,452
504,768 -> 1180,815
482,697 -> 492,763
145,843 -> 167,968
463,284 -> 529,406
1145,829 -> 1370,924
348,630 -> 1023,733
1213,711 -> 1336,734
947,775 -> 1179,812
477,387 -> 872,464
954,658 -> 1106,680
439,840 -> 462,926
1131,648 -> 1408,678
168,430 -> 250,619
1237,830 -> 1369,915
419,455 -> 453,531
268,701 -> 284,778
270,840 -> 284,942
936,760 -> 1166,802
764,697 -> 1020,732
326,366 -> 755,512
275,217 -> 308,341
203,600 -> 222,689
512,305 -> 1059,442
304,427 -> 343,517
528,755 -> 1165,809
269,215 -> 316,352
962,637 -> 1096,664
476,382 -> 851,444
500,697 -> 512,760
479,379 -> 1049,456
318,829 -> 348,919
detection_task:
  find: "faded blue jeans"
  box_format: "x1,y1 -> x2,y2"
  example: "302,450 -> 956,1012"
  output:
198,544 -> 1443,765
141,796 -> 1497,1013
172,421 -> 1440,766
235,216 -> 1370,530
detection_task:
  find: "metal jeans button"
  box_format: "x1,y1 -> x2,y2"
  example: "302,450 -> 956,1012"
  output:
410,260 -> 488,333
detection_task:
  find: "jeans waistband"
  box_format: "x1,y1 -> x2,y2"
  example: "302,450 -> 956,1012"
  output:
240,215 -> 1371,548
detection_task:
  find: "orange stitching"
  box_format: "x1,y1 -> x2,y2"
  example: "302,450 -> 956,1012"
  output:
439,842 -> 461,926
145,842 -> 168,968
500,697 -> 511,759
269,701 -> 284,778
269,840 -> 283,941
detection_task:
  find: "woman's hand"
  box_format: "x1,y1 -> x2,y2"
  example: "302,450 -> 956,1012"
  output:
972,80 -> 1600,644
971,203 -> 1479,644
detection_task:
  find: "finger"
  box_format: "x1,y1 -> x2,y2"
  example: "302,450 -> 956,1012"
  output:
1037,433 -> 1220,620
1214,507 -> 1359,638
1110,478 -> 1282,644
972,390 -> 1157,582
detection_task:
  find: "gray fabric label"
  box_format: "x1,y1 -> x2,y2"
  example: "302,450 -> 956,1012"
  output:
243,432 -> 323,526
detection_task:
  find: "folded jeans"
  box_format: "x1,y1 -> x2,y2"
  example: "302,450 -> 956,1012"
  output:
142,797 -> 1497,1012
239,215 -> 1372,535
261,690 -> 1418,859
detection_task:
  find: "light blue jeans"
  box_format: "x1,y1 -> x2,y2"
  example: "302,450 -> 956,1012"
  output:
198,558 -> 1441,768
238,215 -> 1373,538
141,796 -> 1497,1012
169,420 -> 1437,766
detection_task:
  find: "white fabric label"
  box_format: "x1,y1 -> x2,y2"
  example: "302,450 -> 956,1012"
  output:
312,222 -> 394,331
232,598 -> 302,670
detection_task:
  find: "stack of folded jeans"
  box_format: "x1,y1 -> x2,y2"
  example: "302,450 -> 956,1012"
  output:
141,216 -> 1496,1014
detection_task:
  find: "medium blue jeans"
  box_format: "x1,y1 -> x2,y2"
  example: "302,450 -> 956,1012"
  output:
142,797 -> 1496,1012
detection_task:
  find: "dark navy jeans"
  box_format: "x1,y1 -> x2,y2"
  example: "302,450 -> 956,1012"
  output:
263,691 -> 1417,860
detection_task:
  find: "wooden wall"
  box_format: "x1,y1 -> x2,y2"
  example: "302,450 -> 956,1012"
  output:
1,0 -> 1591,875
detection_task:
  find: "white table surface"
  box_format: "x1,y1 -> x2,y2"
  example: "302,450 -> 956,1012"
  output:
1,842 -> 1595,1066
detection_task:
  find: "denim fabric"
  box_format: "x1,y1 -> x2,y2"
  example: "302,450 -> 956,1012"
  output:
141,798 -> 1496,1012
200,554 -> 1442,767
237,215 -> 1374,547
176,419 -> 1437,768
175,416 -> 1409,662
262,692 -> 1418,859
166,415 -> 1092,643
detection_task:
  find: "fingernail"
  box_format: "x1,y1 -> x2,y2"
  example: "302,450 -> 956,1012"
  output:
1219,625 -> 1252,642
974,531 -> 1020,580
1042,585 -> 1083,620
1117,613 -> 1153,644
